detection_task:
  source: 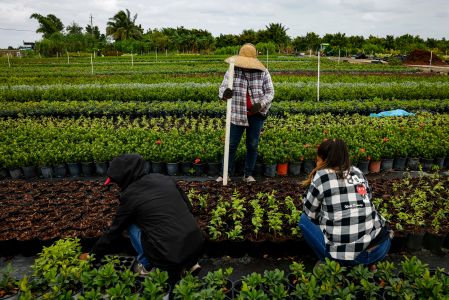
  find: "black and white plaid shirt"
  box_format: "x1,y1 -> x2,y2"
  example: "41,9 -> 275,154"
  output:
219,68 -> 274,127
303,166 -> 386,261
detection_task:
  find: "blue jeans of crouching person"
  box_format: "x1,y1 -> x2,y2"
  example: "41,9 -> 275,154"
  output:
128,223 -> 151,268
298,213 -> 391,266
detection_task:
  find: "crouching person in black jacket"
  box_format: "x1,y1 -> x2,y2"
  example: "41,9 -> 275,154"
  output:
80,154 -> 205,276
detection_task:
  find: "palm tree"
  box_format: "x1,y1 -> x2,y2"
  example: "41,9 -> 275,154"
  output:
106,9 -> 143,41
30,13 -> 64,39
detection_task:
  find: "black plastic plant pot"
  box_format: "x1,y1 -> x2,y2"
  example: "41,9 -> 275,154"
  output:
381,158 -> 394,172
180,162 -> 192,175
166,162 -> 179,176
206,162 -> 221,176
288,162 -> 302,176
419,158 -> 433,172
0,168 -> 8,179
80,237 -> 99,252
357,160 -> 370,175
9,168 -> 22,179
393,157 -> 407,171
405,232 -> 424,252
151,162 -> 166,174
18,239 -> 42,257
406,157 -> 419,171
54,164 -> 68,178
433,157 -> 445,170
253,163 -> 264,177
263,163 -> 277,177
193,163 -> 205,176
0,239 -> 18,257
22,166 -> 38,179
423,232 -> 445,255
143,160 -> 151,174
81,162 -> 95,176
67,162 -> 82,177
303,159 -> 316,175
95,161 -> 109,175
204,240 -> 228,258
40,166 -> 54,179
232,280 -> 243,299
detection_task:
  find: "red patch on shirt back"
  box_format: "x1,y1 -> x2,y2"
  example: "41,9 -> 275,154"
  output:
357,184 -> 367,196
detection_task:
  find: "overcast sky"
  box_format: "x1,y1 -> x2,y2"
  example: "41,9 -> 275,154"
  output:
1,0 -> 448,48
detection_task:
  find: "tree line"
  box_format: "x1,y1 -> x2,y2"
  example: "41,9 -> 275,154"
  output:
28,10 -> 449,57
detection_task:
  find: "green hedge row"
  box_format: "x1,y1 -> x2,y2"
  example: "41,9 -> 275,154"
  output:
1,113 -> 448,168
2,82 -> 449,102
1,99 -> 449,118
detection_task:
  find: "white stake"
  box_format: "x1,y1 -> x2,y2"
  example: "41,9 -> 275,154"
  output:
131,53 -> 134,67
7,53 -> 11,67
90,54 -> 94,75
223,59 -> 235,186
317,49 -> 320,101
309,49 -> 312,58
430,51 -> 433,66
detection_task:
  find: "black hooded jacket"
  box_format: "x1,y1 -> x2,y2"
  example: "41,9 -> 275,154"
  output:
92,154 -> 204,269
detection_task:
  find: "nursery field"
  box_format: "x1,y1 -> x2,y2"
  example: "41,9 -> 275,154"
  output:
1,54 -> 449,299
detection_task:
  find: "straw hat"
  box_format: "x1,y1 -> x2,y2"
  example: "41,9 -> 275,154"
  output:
225,43 -> 266,71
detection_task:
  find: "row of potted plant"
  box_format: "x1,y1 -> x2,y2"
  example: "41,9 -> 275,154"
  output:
2,237 -> 448,299
2,81 -> 449,103
1,113 -> 449,170
2,98 -> 449,118
0,61 -> 436,85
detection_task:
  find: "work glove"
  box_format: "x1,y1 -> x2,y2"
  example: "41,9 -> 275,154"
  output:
222,88 -> 233,100
250,102 -> 262,114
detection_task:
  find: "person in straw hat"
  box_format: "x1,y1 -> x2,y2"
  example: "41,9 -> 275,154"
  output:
216,43 -> 274,183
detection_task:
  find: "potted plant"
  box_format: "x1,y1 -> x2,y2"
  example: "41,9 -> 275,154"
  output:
380,137 -> 395,172
141,268 -> 170,300
172,274 -> 203,299
0,263 -> 18,300
302,143 -> 316,175
202,268 -> 233,298
260,142 -> 276,177
287,144 -> 303,177
275,149 -> 289,177
162,140 -> 180,176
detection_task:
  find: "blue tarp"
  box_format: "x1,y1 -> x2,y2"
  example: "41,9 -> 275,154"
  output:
369,109 -> 415,117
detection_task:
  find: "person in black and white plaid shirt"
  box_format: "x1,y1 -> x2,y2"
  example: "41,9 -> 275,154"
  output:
216,43 -> 274,183
299,139 -> 392,267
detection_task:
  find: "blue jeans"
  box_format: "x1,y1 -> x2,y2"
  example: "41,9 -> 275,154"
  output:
298,213 -> 391,266
128,224 -> 151,268
227,114 -> 265,177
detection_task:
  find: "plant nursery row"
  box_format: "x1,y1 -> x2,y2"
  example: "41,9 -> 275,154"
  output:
1,113 -> 448,170
2,99 -> 449,118
2,71 -> 445,86
0,175 -> 448,255
3,81 -> 449,102
2,237 -> 447,299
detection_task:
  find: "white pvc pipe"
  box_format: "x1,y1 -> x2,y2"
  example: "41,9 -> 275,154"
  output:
317,50 -> 320,101
223,59 -> 235,186
90,54 -> 94,75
